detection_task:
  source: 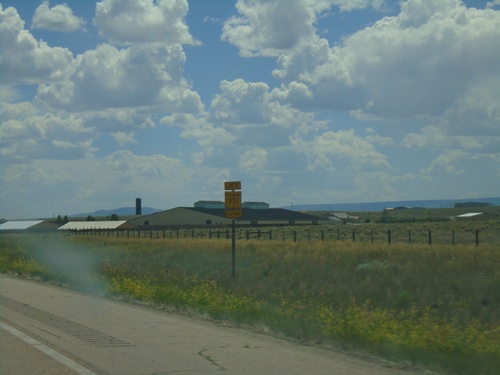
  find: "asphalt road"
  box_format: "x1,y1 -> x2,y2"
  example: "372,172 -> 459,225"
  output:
0,275 -> 437,375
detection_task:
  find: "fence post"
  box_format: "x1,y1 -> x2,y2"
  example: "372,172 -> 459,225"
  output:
428,230 -> 432,245
475,229 -> 479,246
294,231 -> 297,242
452,229 -> 454,245
321,230 -> 324,241
269,230 -> 273,240
352,230 -> 355,242
388,229 -> 391,244
371,229 -> 374,244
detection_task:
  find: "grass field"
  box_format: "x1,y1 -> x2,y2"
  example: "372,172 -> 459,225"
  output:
0,232 -> 499,375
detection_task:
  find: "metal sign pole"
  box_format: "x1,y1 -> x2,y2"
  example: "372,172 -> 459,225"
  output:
224,181 -> 242,279
231,219 -> 236,278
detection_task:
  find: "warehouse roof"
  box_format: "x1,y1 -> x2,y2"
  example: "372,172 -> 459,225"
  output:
456,212 -> 483,218
57,221 -> 134,230
0,220 -> 45,230
183,207 -> 321,221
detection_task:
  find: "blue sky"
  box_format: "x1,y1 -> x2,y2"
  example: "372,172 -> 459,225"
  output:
1,0 -> 499,219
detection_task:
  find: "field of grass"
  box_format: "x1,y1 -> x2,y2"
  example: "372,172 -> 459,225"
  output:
0,233 -> 499,375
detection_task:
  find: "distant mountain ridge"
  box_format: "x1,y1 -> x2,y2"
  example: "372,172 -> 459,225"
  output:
72,207 -> 162,217
285,197 -> 500,212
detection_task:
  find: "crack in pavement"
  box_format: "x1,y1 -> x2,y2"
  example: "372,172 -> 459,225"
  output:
198,348 -> 226,371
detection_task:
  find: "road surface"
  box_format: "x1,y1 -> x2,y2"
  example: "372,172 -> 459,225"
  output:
0,275 -> 437,375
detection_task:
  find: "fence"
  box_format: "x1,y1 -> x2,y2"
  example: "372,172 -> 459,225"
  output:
57,223 -> 500,246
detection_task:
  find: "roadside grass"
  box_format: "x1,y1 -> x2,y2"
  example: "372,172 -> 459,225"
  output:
0,234 -> 499,375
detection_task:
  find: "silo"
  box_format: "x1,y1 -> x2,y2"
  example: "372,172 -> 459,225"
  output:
136,198 -> 142,215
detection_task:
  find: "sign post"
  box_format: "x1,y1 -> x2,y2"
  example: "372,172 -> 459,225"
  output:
225,181 -> 242,278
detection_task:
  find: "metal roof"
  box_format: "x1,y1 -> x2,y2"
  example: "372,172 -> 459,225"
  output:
456,212 -> 483,218
183,207 -> 322,221
0,220 -> 45,230
57,221 -> 130,230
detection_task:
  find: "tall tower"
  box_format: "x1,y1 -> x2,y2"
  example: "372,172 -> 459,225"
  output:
136,197 -> 142,215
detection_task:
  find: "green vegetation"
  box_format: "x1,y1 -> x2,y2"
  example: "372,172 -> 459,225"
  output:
0,233 -> 499,375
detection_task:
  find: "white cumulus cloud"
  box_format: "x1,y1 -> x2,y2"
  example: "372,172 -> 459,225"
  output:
94,0 -> 196,46
272,0 -> 500,130
222,0 -> 387,57
31,1 -> 85,32
36,43 -> 202,113
0,5 -> 73,84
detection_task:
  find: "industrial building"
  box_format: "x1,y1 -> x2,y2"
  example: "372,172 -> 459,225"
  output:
0,220 -> 60,232
57,221 -> 136,231
129,204 -> 324,229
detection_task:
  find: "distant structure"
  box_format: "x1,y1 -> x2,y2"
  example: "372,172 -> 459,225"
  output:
194,200 -> 225,209
242,202 -> 269,209
58,221 -> 136,231
195,201 -> 270,209
454,201 -> 492,208
454,212 -> 496,221
136,197 -> 142,215
0,220 -> 60,232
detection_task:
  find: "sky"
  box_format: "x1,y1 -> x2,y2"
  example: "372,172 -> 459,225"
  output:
0,0 -> 499,219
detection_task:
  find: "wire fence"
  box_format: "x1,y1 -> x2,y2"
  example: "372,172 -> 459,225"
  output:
55,222 -> 500,246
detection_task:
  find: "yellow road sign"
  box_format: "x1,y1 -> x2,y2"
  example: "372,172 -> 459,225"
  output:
225,191 -> 242,208
224,181 -> 241,191
225,209 -> 242,219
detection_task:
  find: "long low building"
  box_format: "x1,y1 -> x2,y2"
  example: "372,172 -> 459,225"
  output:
129,207 -> 324,228
0,220 -> 60,231
454,212 -> 497,221
57,221 -> 136,231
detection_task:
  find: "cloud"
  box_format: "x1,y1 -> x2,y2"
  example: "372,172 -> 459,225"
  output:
111,131 -> 137,146
211,79 -> 324,134
424,150 -> 467,175
31,1 -> 85,32
401,125 -> 481,150
211,79 -> 271,123
239,148 -> 268,171
487,0 -> 500,8
222,0 -> 386,57
293,129 -> 390,172
272,0 -> 500,123
94,0 -> 196,46
441,81 -> 500,137
222,0 -> 320,57
0,84 -> 21,102
36,43 -> 202,112
0,5 -> 73,84
0,104 -> 94,162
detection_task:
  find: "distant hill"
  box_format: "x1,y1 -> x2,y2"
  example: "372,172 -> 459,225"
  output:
285,197 -> 500,212
72,207 -> 162,218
